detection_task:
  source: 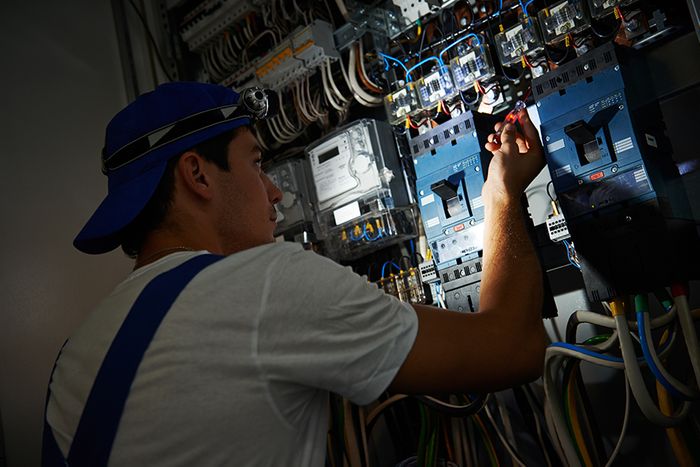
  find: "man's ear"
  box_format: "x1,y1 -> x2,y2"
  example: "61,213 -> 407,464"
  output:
176,151 -> 215,200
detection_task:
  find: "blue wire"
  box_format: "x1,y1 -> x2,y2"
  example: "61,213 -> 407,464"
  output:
551,330 -> 676,365
637,312 -> 688,400
550,342 -> 624,363
406,56 -> 444,82
438,33 -> 481,64
562,240 -> 581,270
381,260 -> 402,277
518,0 -> 529,18
496,0 -> 503,16
378,52 -> 409,73
381,261 -> 390,278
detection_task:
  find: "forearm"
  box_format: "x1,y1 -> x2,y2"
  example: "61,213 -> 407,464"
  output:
480,193 -> 544,336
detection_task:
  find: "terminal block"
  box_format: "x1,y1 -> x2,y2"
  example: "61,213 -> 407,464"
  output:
538,0 -> 591,44
450,43 -> 496,91
416,67 -> 458,110
546,213 -> 571,242
495,19 -> 545,67
418,260 -> 439,284
221,20 -> 338,89
384,83 -> 419,125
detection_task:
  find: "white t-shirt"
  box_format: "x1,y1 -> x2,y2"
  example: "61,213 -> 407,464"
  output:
46,242 -> 418,466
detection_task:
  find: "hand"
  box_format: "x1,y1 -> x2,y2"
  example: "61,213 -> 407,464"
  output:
483,108 -> 545,201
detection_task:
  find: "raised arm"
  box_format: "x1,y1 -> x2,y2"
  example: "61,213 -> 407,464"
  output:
390,109 -> 548,394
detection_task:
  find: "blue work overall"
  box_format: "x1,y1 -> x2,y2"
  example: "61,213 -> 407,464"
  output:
42,254 -> 224,467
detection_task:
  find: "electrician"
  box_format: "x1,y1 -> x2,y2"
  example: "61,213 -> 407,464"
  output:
42,82 -> 546,466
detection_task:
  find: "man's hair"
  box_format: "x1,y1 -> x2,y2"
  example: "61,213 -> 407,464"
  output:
120,126 -> 247,258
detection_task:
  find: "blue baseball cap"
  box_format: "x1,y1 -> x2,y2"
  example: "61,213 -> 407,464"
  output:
74,81 -> 276,254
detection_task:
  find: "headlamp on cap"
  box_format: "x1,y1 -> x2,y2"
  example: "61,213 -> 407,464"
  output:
101,86 -> 278,174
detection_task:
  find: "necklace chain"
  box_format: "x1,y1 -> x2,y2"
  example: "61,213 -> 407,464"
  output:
137,246 -> 196,266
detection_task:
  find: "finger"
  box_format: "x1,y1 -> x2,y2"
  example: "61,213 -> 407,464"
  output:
494,121 -> 504,133
499,123 -> 519,154
484,141 -> 502,153
515,135 -> 528,153
518,108 -> 540,143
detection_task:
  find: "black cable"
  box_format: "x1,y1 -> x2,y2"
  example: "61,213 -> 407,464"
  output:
546,180 -> 556,202
461,89 -> 480,106
501,63 -> 527,82
127,0 -> 174,82
590,16 -> 622,40
414,393 -> 487,416
544,42 -> 570,66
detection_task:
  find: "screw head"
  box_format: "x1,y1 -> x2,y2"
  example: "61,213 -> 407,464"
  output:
537,102 -> 542,107
469,219 -> 476,226
546,135 -> 551,141
578,179 -> 584,185
611,165 -> 618,173
475,166 -> 480,172
625,215 -> 632,223
619,104 -> 624,110
614,65 -> 620,71
419,190 -> 425,196
584,64 -> 589,71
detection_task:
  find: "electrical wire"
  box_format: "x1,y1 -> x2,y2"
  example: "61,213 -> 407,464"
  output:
405,57 -> 444,82
356,42 -> 383,93
614,313 -> 692,427
414,394 -> 487,416
484,404 -> 527,467
672,285 -> 700,390
438,33 -> 481,64
604,375 -> 630,467
127,0 -> 174,82
638,310 -> 699,400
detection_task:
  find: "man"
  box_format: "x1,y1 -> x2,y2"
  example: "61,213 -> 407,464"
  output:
43,82 -> 546,466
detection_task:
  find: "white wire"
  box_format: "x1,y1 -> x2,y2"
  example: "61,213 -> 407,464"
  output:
544,353 -> 582,467
484,404 -> 528,467
573,307 -> 677,332
523,387 -> 553,467
543,400 -> 567,467
326,58 -> 350,102
294,80 -> 315,123
615,314 -> 691,427
277,89 -> 300,133
641,312 -> 699,399
357,40 -> 382,90
675,293 -> 700,389
493,394 -> 518,452
604,375 -> 630,467
347,45 -> 383,105
321,61 -> 345,111
303,75 -> 323,119
334,0 -> 350,20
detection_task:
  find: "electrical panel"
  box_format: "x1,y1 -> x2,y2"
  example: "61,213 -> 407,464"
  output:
266,158 -> 318,243
494,19 -> 545,66
221,20 -> 338,90
116,0 -> 700,464
533,42 -> 699,301
538,0 -> 591,44
305,119 -> 416,260
410,110 -> 496,312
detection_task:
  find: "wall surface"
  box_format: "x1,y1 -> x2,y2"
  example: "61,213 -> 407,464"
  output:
0,2 -> 132,466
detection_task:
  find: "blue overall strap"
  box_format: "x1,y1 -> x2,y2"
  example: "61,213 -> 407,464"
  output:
44,253 -> 224,467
